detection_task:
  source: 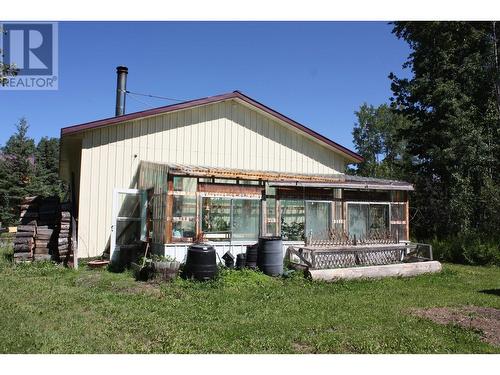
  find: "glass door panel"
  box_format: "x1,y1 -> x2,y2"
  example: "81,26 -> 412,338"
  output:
111,189 -> 146,262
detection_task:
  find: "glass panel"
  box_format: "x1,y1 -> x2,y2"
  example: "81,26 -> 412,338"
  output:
201,197 -> 231,239
305,201 -> 331,241
213,178 -> 237,184
239,180 -> 260,185
172,221 -> 196,240
173,177 -> 197,192
232,199 -> 260,240
117,193 -> 140,218
390,203 -> 405,221
173,196 -> 196,218
198,178 -> 213,183
172,196 -> 196,240
281,200 -> 305,241
391,224 -> 405,242
266,198 -> 276,235
368,204 -> 389,234
265,185 -> 276,196
116,220 -> 141,245
348,204 -> 368,240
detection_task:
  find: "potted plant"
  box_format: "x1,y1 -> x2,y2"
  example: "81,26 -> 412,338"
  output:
151,254 -> 180,281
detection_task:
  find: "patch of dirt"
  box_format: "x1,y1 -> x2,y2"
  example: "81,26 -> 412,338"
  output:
412,306 -> 500,347
291,341 -> 316,353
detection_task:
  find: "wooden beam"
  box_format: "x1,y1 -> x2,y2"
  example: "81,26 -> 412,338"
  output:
405,192 -> 410,241
275,199 -> 281,236
198,183 -> 262,195
261,199 -> 267,236
165,176 -> 174,244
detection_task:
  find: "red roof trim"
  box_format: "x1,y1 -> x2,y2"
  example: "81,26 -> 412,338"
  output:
61,91 -> 363,162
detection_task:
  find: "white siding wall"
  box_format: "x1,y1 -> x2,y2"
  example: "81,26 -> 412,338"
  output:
77,100 -> 347,258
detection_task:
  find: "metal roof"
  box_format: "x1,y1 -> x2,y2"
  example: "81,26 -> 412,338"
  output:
61,90 -> 363,163
162,163 -> 414,191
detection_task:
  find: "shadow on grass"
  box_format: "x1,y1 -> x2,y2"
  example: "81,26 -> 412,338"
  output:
479,289 -> 500,297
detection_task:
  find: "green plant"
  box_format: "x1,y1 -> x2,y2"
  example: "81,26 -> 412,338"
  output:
151,254 -> 175,262
431,232 -> 500,266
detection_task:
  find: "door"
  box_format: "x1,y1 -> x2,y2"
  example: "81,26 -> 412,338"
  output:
110,188 -> 147,263
305,201 -> 331,241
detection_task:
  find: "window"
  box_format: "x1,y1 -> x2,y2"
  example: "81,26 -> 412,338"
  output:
305,201 -> 331,241
347,203 -> 389,240
265,197 -> 277,235
201,197 -> 260,241
280,200 -> 305,241
171,177 -> 197,241
265,185 -> 277,236
173,176 -> 197,192
390,203 -> 407,241
232,199 -> 260,240
172,196 -> 196,240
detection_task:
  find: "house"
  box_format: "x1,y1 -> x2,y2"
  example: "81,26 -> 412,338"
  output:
59,67 -> 413,262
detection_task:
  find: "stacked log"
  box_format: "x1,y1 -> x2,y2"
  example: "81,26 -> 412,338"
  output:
57,203 -> 72,264
13,196 -> 74,265
13,196 -> 38,262
33,197 -> 60,261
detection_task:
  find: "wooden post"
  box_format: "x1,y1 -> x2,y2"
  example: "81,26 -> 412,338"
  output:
71,215 -> 78,269
405,192 -> 410,241
195,191 -> 201,240
165,176 -> 174,244
261,199 -> 267,236
275,199 -> 281,237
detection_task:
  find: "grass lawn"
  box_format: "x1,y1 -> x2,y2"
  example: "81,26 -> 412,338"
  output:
0,243 -> 499,354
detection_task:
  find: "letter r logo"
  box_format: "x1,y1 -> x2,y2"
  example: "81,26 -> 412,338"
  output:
2,23 -> 53,75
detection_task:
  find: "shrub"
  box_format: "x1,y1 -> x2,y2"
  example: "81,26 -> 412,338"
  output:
431,232 -> 500,266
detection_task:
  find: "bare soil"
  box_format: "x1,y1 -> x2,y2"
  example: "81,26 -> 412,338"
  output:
413,306 -> 500,347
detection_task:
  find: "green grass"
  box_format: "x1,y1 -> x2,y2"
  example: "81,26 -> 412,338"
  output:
0,242 -> 499,353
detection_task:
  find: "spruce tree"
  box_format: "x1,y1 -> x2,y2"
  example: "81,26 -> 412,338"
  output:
0,118 -> 36,225
33,137 -> 65,198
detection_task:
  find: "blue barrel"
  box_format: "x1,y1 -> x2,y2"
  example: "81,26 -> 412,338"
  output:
184,244 -> 218,281
257,236 -> 283,276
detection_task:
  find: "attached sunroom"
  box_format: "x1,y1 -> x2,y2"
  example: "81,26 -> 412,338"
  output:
111,161 -> 414,261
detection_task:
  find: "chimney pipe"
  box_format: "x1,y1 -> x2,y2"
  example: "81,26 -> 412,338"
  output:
115,66 -> 128,116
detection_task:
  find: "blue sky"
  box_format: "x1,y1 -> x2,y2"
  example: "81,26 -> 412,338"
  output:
0,21 -> 411,151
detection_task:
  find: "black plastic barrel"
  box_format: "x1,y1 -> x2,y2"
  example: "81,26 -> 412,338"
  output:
184,244 -> 218,281
257,236 -> 283,276
235,253 -> 246,270
245,243 -> 258,269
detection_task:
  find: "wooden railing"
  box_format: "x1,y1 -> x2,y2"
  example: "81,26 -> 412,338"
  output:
287,241 -> 433,270
306,229 -> 398,247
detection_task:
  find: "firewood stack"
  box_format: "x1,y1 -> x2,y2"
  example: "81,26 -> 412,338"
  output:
57,203 -> 72,264
13,196 -> 74,264
13,196 -> 39,262
34,197 -> 60,261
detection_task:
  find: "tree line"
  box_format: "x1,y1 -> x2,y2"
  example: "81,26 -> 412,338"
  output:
350,22 -> 500,264
0,118 -> 65,226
